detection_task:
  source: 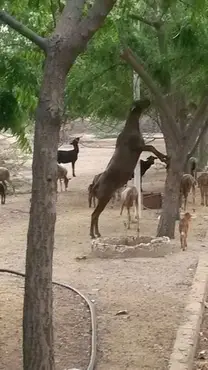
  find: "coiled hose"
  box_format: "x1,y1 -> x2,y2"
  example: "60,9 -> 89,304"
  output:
0,268 -> 97,370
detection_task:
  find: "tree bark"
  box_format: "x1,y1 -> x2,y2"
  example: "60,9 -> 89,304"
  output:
198,126 -> 208,170
157,155 -> 185,238
19,0 -> 117,367
23,47 -> 69,369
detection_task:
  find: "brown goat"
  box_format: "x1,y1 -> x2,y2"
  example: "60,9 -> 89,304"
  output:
179,212 -> 192,251
180,174 -> 196,211
197,172 -> 208,206
88,172 -> 124,208
90,99 -> 168,238
120,186 -> 139,231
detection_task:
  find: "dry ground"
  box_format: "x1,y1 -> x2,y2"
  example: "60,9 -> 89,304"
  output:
193,298 -> 208,370
0,137 -> 208,369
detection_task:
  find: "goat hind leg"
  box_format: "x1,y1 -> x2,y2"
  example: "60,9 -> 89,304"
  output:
7,179 -> 15,195
90,196 -> 111,238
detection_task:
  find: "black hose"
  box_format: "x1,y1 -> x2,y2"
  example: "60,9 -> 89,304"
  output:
0,268 -> 97,370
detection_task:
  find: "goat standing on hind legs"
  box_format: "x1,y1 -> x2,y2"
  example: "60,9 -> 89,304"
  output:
90,99 -> 168,239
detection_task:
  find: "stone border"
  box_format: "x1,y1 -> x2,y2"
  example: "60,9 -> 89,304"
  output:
169,254 -> 208,370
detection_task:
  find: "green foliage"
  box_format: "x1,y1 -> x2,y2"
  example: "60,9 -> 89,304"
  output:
65,16 -> 133,123
1,0 -> 208,138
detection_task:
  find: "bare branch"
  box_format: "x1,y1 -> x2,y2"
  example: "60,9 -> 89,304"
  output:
0,11 -> 47,52
121,46 -> 180,145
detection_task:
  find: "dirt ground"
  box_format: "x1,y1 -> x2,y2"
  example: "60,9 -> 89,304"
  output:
193,299 -> 208,370
0,137 -> 208,369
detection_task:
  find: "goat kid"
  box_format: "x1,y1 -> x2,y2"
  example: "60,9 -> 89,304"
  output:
179,212 -> 192,251
57,137 -> 80,177
90,99 -> 168,238
0,182 -> 6,204
57,164 -> 71,192
120,186 -> 139,231
180,174 -> 196,211
197,172 -> 208,206
0,167 -> 15,194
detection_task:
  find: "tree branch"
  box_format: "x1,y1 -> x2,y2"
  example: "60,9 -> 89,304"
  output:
0,11 -> 47,52
80,0 -> 117,36
55,0 -> 116,46
187,120 -> 208,160
130,13 -> 160,28
57,0 -> 86,28
121,46 -> 180,145
184,95 -> 208,152
50,0 -> 56,28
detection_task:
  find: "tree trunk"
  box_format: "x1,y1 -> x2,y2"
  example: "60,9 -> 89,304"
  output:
23,49 -> 70,369
198,126 -> 208,170
157,156 -> 185,238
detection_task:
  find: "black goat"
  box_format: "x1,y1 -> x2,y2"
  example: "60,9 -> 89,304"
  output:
0,182 -> 6,204
90,99 -> 168,238
57,137 -> 80,177
131,155 -> 157,190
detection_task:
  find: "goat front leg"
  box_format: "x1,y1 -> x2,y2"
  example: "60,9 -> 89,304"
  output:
205,188 -> 208,207
184,195 -> 187,211
93,196 -> 96,208
200,187 -> 204,206
72,162 -> 76,177
192,185 -> 195,206
127,208 -> 131,229
142,145 -> 168,163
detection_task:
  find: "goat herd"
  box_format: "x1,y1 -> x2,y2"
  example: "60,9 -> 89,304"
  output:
0,99 -> 208,252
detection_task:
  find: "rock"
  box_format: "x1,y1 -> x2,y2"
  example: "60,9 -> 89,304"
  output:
116,310 -> 128,316
75,256 -> 87,261
198,350 -> 206,360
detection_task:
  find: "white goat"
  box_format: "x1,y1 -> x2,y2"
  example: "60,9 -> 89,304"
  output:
120,186 -> 139,231
0,167 -> 15,194
57,164 -> 70,191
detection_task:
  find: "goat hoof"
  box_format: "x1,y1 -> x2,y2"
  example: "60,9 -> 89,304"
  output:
96,233 -> 101,238
90,235 -> 96,239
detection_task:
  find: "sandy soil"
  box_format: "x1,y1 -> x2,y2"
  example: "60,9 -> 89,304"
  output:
0,137 -> 208,369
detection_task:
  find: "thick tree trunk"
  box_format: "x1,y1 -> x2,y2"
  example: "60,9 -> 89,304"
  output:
157,157 -> 185,238
23,50 -> 70,369
198,126 -> 208,170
